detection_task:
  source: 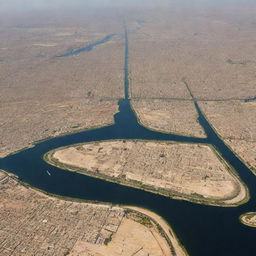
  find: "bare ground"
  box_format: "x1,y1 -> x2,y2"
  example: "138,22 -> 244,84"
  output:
0,99 -> 118,158
225,139 -> 256,175
199,100 -> 256,174
128,2 -> 256,100
0,170 -> 186,256
132,99 -> 206,137
0,11 -> 124,158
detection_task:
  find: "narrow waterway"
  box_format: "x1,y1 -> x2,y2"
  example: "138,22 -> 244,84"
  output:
1,28 -> 256,256
56,34 -> 115,57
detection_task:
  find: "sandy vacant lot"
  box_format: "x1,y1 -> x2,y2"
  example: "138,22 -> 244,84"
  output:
132,99 -> 206,137
0,170 -> 186,256
240,212 -> 256,228
69,209 -> 181,256
200,100 -> 256,173
46,140 -> 248,206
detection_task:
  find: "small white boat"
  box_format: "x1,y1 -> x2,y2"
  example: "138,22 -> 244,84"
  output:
46,170 -> 51,176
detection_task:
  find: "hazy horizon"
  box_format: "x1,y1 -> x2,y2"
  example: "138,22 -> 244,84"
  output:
1,0 -> 253,13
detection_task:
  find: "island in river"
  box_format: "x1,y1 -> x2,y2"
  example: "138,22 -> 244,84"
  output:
239,212 -> 256,228
44,140 -> 249,207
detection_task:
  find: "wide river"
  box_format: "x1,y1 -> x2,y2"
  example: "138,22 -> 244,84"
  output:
1,29 -> 256,256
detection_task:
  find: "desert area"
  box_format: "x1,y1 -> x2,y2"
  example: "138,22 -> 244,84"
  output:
199,100 -> 256,174
0,170 -> 186,256
1,0 -> 256,256
127,1 -> 256,178
128,2 -> 256,100
0,8 -> 123,157
132,99 -> 206,137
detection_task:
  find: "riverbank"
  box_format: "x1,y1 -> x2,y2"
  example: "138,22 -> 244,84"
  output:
124,206 -> 188,256
0,99 -> 119,158
0,169 -> 187,256
131,99 -> 206,138
199,100 -> 256,175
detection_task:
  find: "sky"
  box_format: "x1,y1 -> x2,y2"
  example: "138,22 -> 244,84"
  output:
0,0 -> 112,11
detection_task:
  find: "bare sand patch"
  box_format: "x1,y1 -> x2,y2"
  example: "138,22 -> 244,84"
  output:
0,170 -> 185,256
45,140 -> 248,206
125,206 -> 187,256
69,213 -> 176,256
132,99 -> 206,137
